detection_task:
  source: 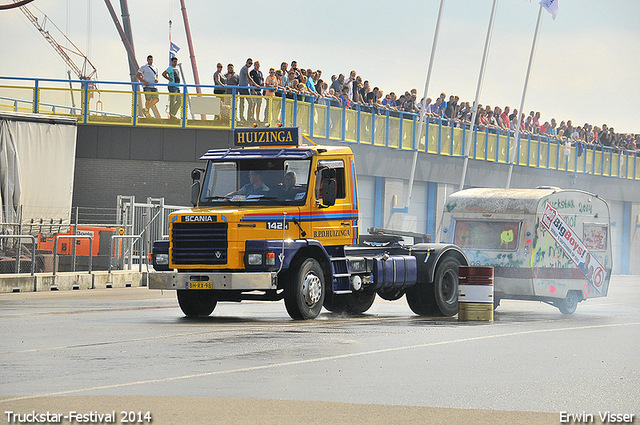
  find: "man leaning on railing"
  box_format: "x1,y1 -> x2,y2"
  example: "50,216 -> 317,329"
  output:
162,56 -> 181,120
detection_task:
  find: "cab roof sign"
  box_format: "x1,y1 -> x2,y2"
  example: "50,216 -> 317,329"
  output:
234,127 -> 300,147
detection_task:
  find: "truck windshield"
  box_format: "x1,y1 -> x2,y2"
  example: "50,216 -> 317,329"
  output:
199,158 -> 312,206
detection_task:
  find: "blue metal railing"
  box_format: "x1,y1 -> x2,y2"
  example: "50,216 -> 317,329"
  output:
1,75 -> 638,180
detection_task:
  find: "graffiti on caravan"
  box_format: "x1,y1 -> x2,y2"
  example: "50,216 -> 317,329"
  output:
540,202 -> 607,293
549,198 -> 575,210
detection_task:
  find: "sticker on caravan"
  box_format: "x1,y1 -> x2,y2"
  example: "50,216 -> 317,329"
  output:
541,202 -> 607,292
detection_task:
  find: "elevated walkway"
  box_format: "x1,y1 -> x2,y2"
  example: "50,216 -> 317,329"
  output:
2,75 -> 639,182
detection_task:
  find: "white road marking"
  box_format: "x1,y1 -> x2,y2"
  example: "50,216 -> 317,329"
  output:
2,321 -> 638,404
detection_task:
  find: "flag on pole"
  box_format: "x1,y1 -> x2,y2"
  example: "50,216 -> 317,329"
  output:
539,0 -> 558,19
170,42 -> 180,58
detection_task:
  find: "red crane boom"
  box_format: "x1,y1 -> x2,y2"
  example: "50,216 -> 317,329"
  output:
17,2 -> 98,81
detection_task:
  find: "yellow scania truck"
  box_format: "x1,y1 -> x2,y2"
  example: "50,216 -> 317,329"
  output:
148,127 -> 467,320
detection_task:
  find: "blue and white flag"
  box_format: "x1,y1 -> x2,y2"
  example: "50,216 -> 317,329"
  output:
170,42 -> 180,58
539,0 -> 558,19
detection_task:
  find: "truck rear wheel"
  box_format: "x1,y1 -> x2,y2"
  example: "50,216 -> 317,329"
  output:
284,258 -> 325,320
324,292 -> 376,315
405,283 -> 439,316
432,256 -> 462,317
177,290 -> 217,317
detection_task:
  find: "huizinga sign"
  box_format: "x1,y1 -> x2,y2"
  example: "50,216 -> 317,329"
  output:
234,127 -> 300,147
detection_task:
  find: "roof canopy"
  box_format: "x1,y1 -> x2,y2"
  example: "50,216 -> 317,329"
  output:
445,188 -> 593,215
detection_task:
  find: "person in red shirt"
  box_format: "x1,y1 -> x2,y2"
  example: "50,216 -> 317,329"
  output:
500,106 -> 510,129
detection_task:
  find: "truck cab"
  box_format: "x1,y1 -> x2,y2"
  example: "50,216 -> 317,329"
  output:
149,127 -> 467,320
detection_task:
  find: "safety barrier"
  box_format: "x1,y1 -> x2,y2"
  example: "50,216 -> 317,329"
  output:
0,235 -> 36,276
108,235 -> 143,274
1,76 -> 638,180
53,235 -> 93,275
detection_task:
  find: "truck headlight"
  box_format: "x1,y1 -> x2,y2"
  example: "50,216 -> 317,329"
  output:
247,253 -> 263,266
155,254 -> 169,265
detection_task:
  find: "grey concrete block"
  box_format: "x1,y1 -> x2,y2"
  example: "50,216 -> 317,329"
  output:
0,274 -> 37,293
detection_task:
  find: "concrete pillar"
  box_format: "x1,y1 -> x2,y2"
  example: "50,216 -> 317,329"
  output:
383,179 -> 404,229
629,203 -> 640,274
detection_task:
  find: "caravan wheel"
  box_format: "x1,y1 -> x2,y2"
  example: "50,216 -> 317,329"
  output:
557,291 -> 580,315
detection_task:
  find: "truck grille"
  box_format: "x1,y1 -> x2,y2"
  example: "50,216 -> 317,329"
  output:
171,222 -> 228,265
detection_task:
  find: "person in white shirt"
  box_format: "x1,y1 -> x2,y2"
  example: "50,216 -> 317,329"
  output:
136,55 -> 159,117
344,70 -> 356,99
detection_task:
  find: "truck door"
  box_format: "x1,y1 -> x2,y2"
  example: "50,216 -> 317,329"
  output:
309,158 -> 357,246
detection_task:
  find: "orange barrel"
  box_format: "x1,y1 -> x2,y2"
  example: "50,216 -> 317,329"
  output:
458,266 -> 494,322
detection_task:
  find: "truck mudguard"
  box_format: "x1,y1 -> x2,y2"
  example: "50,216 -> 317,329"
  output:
411,243 -> 469,284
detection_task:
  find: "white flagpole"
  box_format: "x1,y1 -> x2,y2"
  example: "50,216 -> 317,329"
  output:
405,0 -> 446,211
506,5 -> 543,188
459,0 -> 499,191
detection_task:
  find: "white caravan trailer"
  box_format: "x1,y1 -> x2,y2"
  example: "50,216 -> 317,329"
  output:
441,187 -> 612,314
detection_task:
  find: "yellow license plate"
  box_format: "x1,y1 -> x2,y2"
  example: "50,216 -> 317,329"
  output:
187,282 -> 213,290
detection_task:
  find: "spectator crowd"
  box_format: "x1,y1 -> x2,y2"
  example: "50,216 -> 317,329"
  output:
211,57 -> 639,153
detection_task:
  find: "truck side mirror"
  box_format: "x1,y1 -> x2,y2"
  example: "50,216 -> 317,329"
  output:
191,181 -> 200,207
321,167 -> 337,180
322,179 -> 337,206
191,168 -> 204,181
320,168 -> 337,206
190,168 -> 204,207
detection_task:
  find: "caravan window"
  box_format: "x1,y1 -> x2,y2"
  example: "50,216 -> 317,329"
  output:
583,224 -> 608,251
454,220 -> 521,251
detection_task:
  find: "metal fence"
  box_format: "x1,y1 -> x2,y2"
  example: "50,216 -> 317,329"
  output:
112,196 -> 184,272
0,198 -> 185,275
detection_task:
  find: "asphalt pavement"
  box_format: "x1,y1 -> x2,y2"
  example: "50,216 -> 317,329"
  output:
1,276 -> 638,425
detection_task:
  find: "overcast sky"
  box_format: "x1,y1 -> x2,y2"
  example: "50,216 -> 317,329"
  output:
2,0 -> 638,133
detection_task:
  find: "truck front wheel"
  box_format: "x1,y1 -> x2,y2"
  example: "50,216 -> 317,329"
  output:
177,290 -> 217,317
284,258 -> 325,320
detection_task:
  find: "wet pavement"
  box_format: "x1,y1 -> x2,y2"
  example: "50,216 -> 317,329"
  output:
0,276 -> 638,424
